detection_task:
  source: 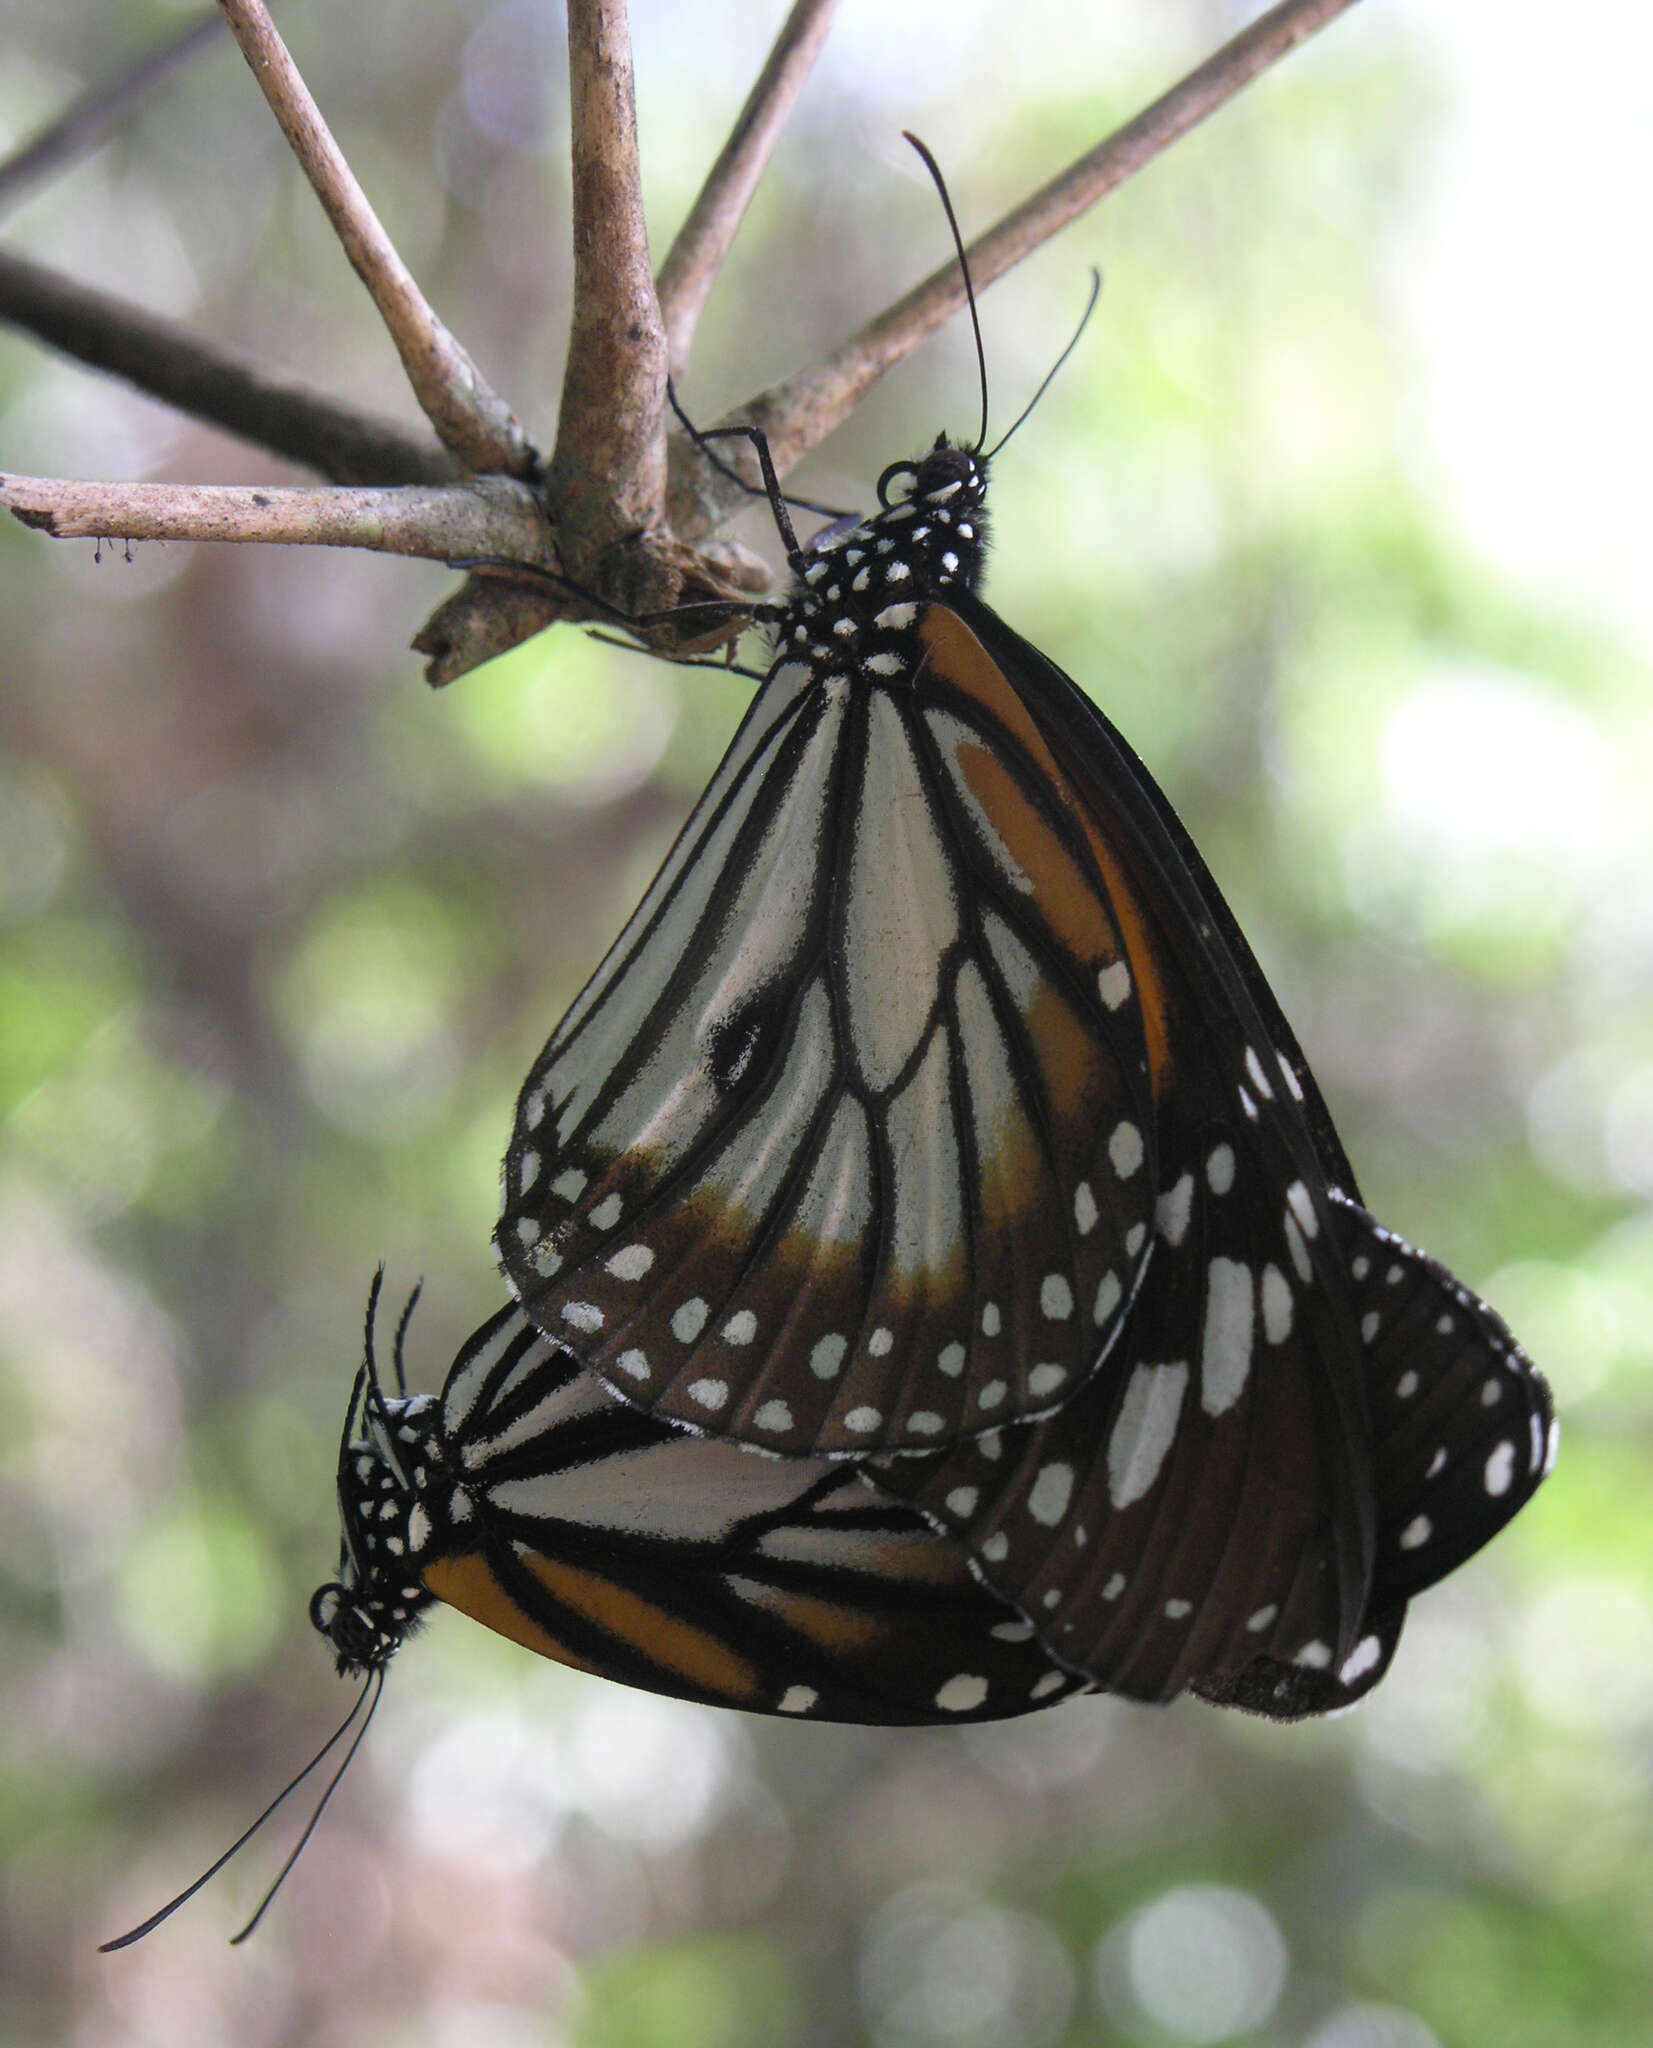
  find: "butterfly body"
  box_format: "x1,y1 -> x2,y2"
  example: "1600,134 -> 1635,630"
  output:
319,436 -> 1553,1724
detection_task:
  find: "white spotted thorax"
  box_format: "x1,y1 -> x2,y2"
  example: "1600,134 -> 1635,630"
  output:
310,1384 -> 447,1677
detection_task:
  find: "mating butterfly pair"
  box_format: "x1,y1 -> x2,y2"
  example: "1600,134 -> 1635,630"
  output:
312,431 -> 1554,1730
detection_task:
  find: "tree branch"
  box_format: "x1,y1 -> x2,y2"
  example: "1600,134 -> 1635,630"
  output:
673,0 -> 1365,533
216,0 -> 536,478
0,10 -> 227,220
545,0 -> 669,589
655,0 -> 840,382
0,473 -> 550,562
0,250 -> 459,487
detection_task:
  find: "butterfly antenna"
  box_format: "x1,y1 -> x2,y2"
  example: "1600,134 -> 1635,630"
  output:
391,1281 -> 423,1400
987,269 -> 1102,460
901,132 -> 990,454
98,1674 -> 378,1951
229,1668 -> 386,1945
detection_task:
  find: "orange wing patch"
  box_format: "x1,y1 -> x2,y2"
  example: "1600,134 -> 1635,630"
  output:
918,606 -> 1173,1095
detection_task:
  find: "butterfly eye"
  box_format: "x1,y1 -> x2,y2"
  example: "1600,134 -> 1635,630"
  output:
705,986 -> 791,1097
876,459 -> 919,508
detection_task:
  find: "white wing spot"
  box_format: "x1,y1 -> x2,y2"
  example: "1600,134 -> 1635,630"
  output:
1109,1121 -> 1144,1178
935,1674 -> 988,1713
977,1431 -> 1003,1461
1285,1180 -> 1318,1239
1294,1640 -> 1332,1669
1040,1274 -> 1074,1320
1126,1223 -> 1147,1257
978,1379 -> 1007,1411
1484,1441 -> 1516,1496
1098,961 -> 1132,1010
1156,1172 -> 1194,1246
1351,1255 -> 1371,1281
1205,1144 -> 1235,1195
551,1168 -> 587,1202
1340,1635 -> 1384,1684
589,1192 -> 623,1231
1427,1446 -> 1448,1478
514,1217 -> 542,1247
868,1326 -> 894,1356
778,1685 -> 817,1713
1246,1604 -> 1278,1633
937,1341 -> 966,1376
1094,1271 -> 1122,1326
1028,1463 -> 1074,1526
1201,1259 -> 1254,1414
1480,1378 -> 1503,1407
981,1301 -> 1001,1337
1239,1085 -> 1258,1121
981,1533 -> 1009,1562
1399,1514 -> 1432,1550
605,1244 -> 655,1282
811,1333 -> 847,1379
1075,1181 -> 1099,1235
517,1150 -> 541,1194
945,1486 -> 979,1518
1386,1263 -> 1405,1285
1396,1369 -> 1420,1400
722,1308 -> 757,1345
1244,1046 -> 1275,1099
754,1399 -> 794,1432
616,1349 -> 650,1380
1436,1313 -> 1455,1336
865,652 -> 904,677
560,1301 -> 604,1333
1103,1573 -> 1127,1600
1361,1309 -> 1381,1342
875,603 -> 918,629
1261,1265 -> 1293,1344
687,1377 -> 729,1411
1284,1214 -> 1313,1284
1107,1361 -> 1189,1508
1031,1671 -> 1068,1700
907,1410 -> 945,1436
672,1297 -> 709,1343
1164,1599 -> 1192,1621
844,1405 -> 883,1433
1029,1364 -> 1067,1399
1278,1052 -> 1305,1102
992,1620 -> 1033,1643
523,1089 -> 546,1131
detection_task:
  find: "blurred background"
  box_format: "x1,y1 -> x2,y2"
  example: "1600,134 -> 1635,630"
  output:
2,2 -> 1650,2043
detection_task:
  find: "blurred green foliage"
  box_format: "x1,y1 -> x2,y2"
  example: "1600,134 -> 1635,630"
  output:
2,4 -> 1649,2045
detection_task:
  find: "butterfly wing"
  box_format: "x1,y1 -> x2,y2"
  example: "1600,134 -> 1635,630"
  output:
421,1307 -> 1088,1723
864,600 -> 1551,1710
495,635 -> 1164,1455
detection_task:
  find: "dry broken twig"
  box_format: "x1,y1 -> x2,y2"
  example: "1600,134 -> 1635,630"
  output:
0,0 -> 1365,683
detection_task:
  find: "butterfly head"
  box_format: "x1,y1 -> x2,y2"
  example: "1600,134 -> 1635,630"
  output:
309,1275 -> 444,1677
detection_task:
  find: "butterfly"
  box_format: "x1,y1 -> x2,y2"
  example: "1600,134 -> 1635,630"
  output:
305,411 -> 1553,1730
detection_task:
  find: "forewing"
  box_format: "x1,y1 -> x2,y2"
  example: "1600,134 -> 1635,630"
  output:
496,639 -> 1159,1455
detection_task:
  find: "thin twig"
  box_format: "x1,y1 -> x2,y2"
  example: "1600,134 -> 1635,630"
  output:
545,0 -> 669,580
656,0 -> 841,382
0,474 -> 550,561
0,10 -> 227,220
0,251 -> 458,487
216,0 -> 535,478
675,0 -> 1365,532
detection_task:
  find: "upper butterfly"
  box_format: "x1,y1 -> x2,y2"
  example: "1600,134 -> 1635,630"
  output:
481,426 -> 1554,1718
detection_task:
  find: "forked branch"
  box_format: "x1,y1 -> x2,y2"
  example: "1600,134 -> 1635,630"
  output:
1,0 -> 1366,680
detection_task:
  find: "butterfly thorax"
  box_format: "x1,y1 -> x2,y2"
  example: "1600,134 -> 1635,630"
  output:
776,437 -> 989,678
309,1390 -> 449,1676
